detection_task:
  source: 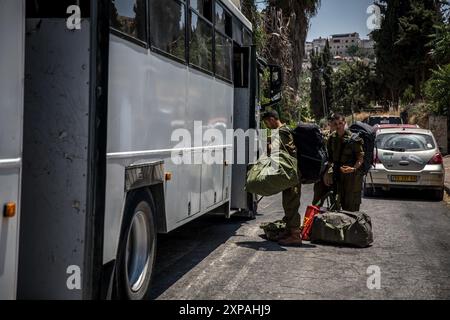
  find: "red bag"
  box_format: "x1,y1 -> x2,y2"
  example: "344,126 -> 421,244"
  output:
301,205 -> 320,241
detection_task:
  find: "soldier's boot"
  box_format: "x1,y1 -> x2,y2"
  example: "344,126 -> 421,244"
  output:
273,229 -> 290,241
278,228 -> 303,246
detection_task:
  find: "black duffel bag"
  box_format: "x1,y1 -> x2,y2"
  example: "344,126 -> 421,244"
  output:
310,210 -> 373,248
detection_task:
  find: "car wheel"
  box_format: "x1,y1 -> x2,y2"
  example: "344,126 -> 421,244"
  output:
115,190 -> 157,300
432,189 -> 444,202
363,184 -> 374,197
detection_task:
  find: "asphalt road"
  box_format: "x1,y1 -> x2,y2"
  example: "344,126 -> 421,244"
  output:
149,185 -> 450,300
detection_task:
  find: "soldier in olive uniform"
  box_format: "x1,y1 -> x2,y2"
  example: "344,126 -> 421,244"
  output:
313,116 -> 337,205
323,114 -> 365,212
262,110 -> 302,246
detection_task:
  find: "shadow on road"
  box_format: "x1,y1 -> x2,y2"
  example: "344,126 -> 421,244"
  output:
364,189 -> 440,203
236,238 -> 317,251
149,213 -> 249,299
236,240 -> 287,251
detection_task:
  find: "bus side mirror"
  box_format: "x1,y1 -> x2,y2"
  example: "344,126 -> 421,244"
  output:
262,65 -> 283,108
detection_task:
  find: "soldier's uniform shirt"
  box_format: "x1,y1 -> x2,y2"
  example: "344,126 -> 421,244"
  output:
327,130 -> 365,212
272,125 -> 301,229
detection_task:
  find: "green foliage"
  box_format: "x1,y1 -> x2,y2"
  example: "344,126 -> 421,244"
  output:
322,40 -> 334,112
309,41 -> 334,121
347,44 -> 363,58
429,22 -> 450,65
400,85 -> 416,105
372,0 -> 443,106
298,71 -> 314,122
310,51 -> 325,120
425,63 -> 450,115
332,62 -> 377,116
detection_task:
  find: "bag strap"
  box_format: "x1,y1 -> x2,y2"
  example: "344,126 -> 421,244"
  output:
337,210 -> 362,220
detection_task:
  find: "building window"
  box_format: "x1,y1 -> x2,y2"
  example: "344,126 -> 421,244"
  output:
190,11 -> 213,72
149,0 -> 186,61
110,0 -> 146,43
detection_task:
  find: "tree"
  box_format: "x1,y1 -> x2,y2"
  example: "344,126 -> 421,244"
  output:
332,62 -> 377,115
429,16 -> 450,65
310,51 -> 325,120
347,44 -> 363,58
372,0 -> 413,108
396,0 -> 442,98
425,63 -> 450,115
266,0 -> 321,93
372,0 -> 443,108
322,40 -> 334,113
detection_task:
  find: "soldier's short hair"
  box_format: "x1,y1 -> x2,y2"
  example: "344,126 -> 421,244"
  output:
330,113 -> 345,122
262,110 -> 280,120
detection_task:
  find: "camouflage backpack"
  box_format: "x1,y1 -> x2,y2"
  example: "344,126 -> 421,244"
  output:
260,220 -> 287,241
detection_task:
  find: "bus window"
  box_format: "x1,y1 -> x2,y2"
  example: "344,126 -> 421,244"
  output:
215,2 -> 232,38
215,33 -> 232,81
149,0 -> 187,61
190,0 -> 213,22
233,46 -> 249,88
110,0 -> 146,43
232,17 -> 243,46
189,11 -> 213,72
243,28 -> 252,46
26,0 -> 90,17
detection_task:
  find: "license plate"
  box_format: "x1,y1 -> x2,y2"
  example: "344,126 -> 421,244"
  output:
390,175 -> 418,183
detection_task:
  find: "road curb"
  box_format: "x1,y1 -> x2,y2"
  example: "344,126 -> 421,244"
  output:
445,184 -> 450,196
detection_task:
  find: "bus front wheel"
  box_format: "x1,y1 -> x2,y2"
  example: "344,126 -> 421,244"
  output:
115,190 -> 157,300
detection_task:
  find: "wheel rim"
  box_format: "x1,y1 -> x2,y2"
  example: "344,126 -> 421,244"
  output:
125,209 -> 151,293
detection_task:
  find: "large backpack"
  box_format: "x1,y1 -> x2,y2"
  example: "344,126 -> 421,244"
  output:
292,123 -> 328,184
349,121 -> 376,176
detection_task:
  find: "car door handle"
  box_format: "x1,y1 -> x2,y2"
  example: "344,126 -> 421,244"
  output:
399,161 -> 410,166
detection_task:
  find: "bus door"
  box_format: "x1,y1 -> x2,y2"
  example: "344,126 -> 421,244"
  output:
230,37 -> 255,216
0,0 -> 25,300
15,0 -> 108,299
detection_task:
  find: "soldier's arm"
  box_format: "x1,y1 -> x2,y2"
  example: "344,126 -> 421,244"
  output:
279,129 -> 296,155
353,140 -> 365,172
326,137 -> 334,173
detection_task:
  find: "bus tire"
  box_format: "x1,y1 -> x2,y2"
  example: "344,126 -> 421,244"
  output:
115,189 -> 157,300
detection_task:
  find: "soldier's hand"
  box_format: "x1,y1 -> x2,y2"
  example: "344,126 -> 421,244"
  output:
340,166 -> 355,174
323,172 -> 333,187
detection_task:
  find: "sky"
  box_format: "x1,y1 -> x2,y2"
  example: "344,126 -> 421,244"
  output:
307,0 -> 376,41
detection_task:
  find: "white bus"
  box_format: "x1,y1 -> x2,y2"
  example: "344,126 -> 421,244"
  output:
0,0 -> 282,299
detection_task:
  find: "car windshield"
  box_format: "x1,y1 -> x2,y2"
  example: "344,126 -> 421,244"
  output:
376,133 -> 436,152
368,117 -> 402,126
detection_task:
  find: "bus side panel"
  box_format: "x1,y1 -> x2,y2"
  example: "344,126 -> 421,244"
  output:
17,19 -> 91,299
104,36 -> 189,264
104,34 -> 234,264
0,0 -> 25,300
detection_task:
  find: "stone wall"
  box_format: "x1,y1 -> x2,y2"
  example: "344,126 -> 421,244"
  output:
429,116 -> 448,155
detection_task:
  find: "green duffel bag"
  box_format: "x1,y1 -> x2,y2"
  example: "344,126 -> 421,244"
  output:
245,151 -> 298,197
310,211 -> 373,248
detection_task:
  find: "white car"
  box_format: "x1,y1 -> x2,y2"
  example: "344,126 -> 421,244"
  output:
364,127 -> 445,201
